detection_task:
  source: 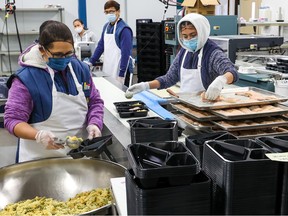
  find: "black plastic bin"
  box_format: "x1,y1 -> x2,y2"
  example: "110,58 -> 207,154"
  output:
126,142 -> 200,188
128,117 -> 178,143
126,168 -> 211,215
256,135 -> 288,215
203,139 -> 279,215
185,131 -> 237,166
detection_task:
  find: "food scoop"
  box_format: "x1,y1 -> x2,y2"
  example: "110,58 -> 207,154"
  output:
53,136 -> 83,149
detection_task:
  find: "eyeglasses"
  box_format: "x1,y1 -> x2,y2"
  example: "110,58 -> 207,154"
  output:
45,48 -> 75,58
104,10 -> 116,14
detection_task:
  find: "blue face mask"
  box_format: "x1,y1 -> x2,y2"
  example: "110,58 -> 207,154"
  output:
47,56 -> 72,71
106,13 -> 117,23
183,37 -> 198,51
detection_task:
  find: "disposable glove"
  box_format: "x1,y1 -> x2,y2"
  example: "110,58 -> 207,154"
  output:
35,130 -> 62,150
87,125 -> 102,140
116,76 -> 125,84
205,75 -> 227,100
125,82 -> 149,99
83,58 -> 92,67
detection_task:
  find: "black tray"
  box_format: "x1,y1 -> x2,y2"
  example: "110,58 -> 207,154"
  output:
113,100 -> 149,118
203,139 -> 279,215
126,142 -> 200,188
255,135 -> 288,215
126,168 -> 211,215
67,135 -> 116,162
128,117 -> 178,143
185,131 -> 237,166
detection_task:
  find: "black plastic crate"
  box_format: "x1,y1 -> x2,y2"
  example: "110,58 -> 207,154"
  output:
127,142 -> 200,188
203,139 -> 279,215
128,117 -> 178,143
255,135 -> 288,215
126,168 -> 211,215
185,131 -> 237,166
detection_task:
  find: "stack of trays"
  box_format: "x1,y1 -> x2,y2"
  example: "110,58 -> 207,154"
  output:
113,100 -> 148,118
185,131 -> 237,166
256,135 -> 288,215
127,117 -> 178,143
202,139 -> 279,215
171,87 -> 288,138
126,141 -> 211,215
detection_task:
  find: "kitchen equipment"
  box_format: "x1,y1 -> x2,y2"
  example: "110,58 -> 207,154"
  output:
0,158 -> 126,214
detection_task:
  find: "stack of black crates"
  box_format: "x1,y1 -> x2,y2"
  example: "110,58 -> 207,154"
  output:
136,19 -> 167,82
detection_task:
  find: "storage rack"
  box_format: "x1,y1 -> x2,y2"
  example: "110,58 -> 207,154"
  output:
136,19 -> 167,82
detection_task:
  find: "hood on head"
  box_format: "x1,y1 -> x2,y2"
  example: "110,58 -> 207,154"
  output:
18,44 -> 47,69
177,13 -> 210,52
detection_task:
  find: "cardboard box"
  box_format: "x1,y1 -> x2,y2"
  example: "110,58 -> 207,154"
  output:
182,0 -> 220,15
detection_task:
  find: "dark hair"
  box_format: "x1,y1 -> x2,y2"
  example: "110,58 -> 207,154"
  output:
73,18 -> 88,30
104,0 -> 120,10
180,21 -> 194,31
38,20 -> 74,49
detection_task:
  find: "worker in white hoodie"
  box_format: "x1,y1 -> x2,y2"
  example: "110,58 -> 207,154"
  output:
125,13 -> 238,100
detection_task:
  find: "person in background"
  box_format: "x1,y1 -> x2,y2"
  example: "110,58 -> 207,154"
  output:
125,13 -> 238,100
73,18 -> 97,43
4,20 -> 104,163
88,0 -> 134,86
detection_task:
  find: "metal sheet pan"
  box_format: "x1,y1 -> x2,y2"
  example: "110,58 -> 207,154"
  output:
212,116 -> 288,131
174,113 -> 216,131
171,102 -> 221,121
174,87 -> 288,110
227,126 -> 288,139
210,104 -> 288,120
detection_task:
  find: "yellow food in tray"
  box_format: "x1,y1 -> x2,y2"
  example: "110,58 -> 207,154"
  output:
66,136 -> 83,142
0,188 -> 112,216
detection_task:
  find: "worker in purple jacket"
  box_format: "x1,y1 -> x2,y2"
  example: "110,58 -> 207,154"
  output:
126,13 -> 238,100
4,20 -> 104,163
88,0 -> 133,86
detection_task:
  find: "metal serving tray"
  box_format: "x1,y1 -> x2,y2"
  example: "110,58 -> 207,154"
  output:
174,87 -> 288,110
228,126 -> 288,139
174,113 -> 215,131
210,104 -> 288,120
171,102 -> 221,122
213,116 -> 288,131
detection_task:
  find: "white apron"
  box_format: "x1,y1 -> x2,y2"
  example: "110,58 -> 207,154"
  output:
102,21 -> 121,78
18,63 -> 88,162
180,48 -> 205,93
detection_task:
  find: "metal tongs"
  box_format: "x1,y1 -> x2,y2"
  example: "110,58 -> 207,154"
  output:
53,137 -> 81,149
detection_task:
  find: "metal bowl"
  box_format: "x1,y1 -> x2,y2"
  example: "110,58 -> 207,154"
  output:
0,157 -> 126,214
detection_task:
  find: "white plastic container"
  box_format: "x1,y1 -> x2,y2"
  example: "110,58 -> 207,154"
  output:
259,6 -> 271,22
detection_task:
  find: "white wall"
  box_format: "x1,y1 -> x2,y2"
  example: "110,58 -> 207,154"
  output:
86,0 -> 178,38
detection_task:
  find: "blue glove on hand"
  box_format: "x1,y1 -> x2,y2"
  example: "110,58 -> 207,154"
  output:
125,82 -> 149,99
205,75 -> 227,100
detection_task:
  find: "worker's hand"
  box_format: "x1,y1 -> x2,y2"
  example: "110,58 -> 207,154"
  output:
83,58 -> 92,67
35,130 -> 64,150
116,76 -> 125,84
205,75 -> 227,100
125,82 -> 149,99
87,125 -> 102,140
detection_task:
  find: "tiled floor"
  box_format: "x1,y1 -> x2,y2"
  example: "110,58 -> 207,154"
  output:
0,128 -> 17,168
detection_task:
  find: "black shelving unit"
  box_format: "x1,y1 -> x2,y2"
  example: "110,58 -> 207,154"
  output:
136,19 -> 167,82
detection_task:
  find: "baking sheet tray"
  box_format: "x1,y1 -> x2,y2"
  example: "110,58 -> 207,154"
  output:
210,104 -> 288,120
174,87 -> 288,110
213,116 -> 288,131
171,102 -> 221,121
174,113 -> 216,131
227,126 -> 288,139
